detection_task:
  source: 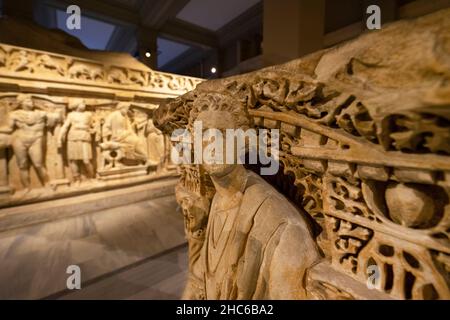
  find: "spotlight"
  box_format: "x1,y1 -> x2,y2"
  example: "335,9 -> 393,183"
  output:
211,67 -> 217,74
145,51 -> 151,58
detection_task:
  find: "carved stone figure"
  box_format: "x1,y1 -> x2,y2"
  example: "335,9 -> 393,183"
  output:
175,181 -> 211,298
154,9 -> 450,300
0,41 -> 201,207
128,70 -> 146,86
145,117 -> 165,166
101,102 -> 147,168
0,94 -> 51,190
7,50 -> 31,72
58,99 -> 95,184
107,68 -> 127,84
35,54 -> 65,76
68,62 -> 103,81
158,92 -> 321,299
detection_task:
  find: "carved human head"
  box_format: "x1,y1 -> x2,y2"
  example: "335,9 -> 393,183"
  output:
70,99 -> 86,112
175,184 -> 210,239
16,94 -> 33,111
190,92 -> 251,177
117,102 -> 130,116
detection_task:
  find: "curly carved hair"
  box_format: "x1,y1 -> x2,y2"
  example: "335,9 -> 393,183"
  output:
154,90 -> 253,135
16,93 -> 33,105
187,92 -> 251,132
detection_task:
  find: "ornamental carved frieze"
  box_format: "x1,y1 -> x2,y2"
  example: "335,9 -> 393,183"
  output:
0,43 -> 203,94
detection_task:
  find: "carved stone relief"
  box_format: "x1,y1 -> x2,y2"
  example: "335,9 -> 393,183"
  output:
0,44 -> 203,93
0,94 -> 171,206
165,98 -> 321,299
0,41 -> 203,207
154,9 -> 450,299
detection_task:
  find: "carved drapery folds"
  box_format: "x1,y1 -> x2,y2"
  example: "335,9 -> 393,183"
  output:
154,9 -> 450,299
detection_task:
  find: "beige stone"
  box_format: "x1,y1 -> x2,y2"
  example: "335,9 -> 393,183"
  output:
155,9 -> 450,300
0,17 -> 203,299
385,183 -> 436,228
58,99 -> 95,183
0,38 -> 203,206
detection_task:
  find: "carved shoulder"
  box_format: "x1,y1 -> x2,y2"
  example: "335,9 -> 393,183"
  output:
245,171 -> 315,232
8,110 -> 22,120
267,222 -> 321,299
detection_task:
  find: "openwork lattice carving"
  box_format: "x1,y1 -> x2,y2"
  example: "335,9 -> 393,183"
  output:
154,9 -> 450,299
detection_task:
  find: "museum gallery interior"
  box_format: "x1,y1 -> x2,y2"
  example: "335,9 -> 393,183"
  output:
0,0 -> 449,301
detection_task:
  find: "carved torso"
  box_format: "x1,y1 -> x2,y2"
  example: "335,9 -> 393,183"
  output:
200,171 -> 320,299
103,110 -> 134,142
10,109 -> 46,138
66,111 -> 92,142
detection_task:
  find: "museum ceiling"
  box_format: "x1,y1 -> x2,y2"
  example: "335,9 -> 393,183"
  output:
25,0 -> 263,74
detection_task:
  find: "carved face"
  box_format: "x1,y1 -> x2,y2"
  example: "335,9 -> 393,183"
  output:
195,110 -> 240,177
175,184 -> 209,238
201,137 -> 236,176
21,98 -> 33,111
202,161 -> 236,177
76,101 -> 86,112
118,103 -> 130,116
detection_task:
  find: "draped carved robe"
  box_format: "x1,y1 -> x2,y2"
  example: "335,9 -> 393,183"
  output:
188,171 -> 321,300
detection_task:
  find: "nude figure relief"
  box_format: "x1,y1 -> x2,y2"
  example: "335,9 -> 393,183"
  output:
0,94 -> 62,193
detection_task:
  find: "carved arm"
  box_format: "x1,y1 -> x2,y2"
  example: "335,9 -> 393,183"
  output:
57,116 -> 71,148
0,117 -> 15,134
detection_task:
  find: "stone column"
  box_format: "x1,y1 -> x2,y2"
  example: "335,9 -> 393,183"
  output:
263,0 -> 325,66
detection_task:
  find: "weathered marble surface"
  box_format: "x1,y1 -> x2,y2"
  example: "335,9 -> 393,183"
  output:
0,176 -> 178,231
0,14 -> 199,300
0,190 -> 185,299
154,9 -> 450,300
0,38 -> 203,207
